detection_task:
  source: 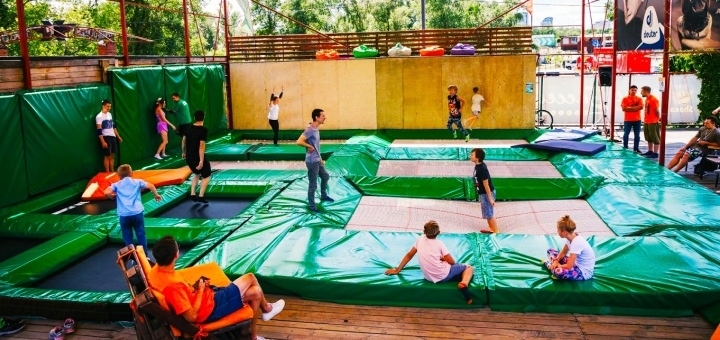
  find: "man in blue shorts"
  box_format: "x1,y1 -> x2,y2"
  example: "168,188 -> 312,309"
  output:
149,235 -> 284,340
471,148 -> 498,233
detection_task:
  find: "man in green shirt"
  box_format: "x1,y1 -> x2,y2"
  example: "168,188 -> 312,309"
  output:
171,93 -> 192,136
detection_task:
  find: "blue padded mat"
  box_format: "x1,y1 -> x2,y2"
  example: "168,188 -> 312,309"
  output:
515,140 -> 606,156
532,129 -> 599,143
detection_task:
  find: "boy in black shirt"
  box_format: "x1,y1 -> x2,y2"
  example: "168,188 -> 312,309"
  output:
471,148 -> 498,233
447,85 -> 470,142
182,110 -> 211,204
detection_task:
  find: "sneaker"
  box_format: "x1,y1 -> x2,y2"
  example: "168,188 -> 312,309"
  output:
465,135 -> 470,143
154,154 -> 162,160
641,151 -> 652,156
320,196 -> 335,202
190,195 -> 198,202
452,131 -> 457,139
308,206 -> 320,213
161,154 -> 169,158
63,318 -> 75,334
0,318 -> 25,336
197,197 -> 209,204
646,152 -> 659,159
48,326 -> 64,340
262,299 -> 285,321
633,149 -> 642,154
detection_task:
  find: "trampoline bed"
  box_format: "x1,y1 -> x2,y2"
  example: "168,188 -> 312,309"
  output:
33,244 -> 191,292
154,198 -> 255,219
43,200 -> 117,216
376,160 -> 563,178
345,196 -> 613,236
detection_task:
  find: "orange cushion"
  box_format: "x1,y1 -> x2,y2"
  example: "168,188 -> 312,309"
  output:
82,168 -> 192,201
712,324 -> 720,340
198,304 -> 254,332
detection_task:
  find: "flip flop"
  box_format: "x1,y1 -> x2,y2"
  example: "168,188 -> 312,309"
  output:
480,229 -> 495,234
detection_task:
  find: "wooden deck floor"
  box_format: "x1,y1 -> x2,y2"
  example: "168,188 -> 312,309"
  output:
4,295 -> 716,339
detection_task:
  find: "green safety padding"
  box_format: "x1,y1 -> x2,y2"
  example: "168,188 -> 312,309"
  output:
0,214 -> 115,238
349,176 -> 466,200
344,131 -> 393,148
110,69 -> 142,164
587,184 -> 720,236
138,67 -> 171,156
108,217 -> 239,245
196,211 -> 303,275
383,129 -> 535,140
549,148 -> 644,163
206,65 -> 228,136
0,231 -> 106,286
175,217 -> 251,269
163,66 -> 188,150
187,64 -> 210,133
269,177 -> 362,228
206,130 -> 244,145
256,228 -> 486,308
348,176 -> 603,201
247,144 -> 344,161
325,145 -> 383,176
0,94 -> 27,208
485,233 -> 720,316
0,287 -> 131,317
0,179 -> 87,222
205,144 -> 253,161
20,86 -> 110,195
552,158 -> 693,185
208,169 -> 306,182
234,129 -> 363,141
385,147 -> 548,161
143,185 -> 189,217
129,155 -> 188,171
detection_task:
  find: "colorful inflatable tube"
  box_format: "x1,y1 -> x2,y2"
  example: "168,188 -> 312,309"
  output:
419,46 -> 445,57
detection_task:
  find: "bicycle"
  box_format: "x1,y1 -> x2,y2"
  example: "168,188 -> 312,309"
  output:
535,108 -> 554,129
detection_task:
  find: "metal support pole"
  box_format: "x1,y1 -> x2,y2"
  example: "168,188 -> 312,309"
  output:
119,0 -> 130,66
183,0 -> 192,63
609,0 -> 618,140
421,0 -> 426,30
223,0 -> 234,129
659,0 -> 671,166
579,0 -> 586,128
15,0 -> 32,89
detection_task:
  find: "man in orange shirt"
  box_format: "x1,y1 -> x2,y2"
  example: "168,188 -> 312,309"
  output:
641,86 -> 660,159
620,85 -> 644,153
149,236 -> 284,340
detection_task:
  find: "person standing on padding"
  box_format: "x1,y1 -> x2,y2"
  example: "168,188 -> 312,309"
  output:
296,109 -> 334,213
620,85 -> 644,153
268,86 -> 283,145
182,110 -> 211,204
170,93 -> 192,136
96,99 -> 123,172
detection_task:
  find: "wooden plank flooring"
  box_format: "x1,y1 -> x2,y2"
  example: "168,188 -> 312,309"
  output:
4,295 -> 715,339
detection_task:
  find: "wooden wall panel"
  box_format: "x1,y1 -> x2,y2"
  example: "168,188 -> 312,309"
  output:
402,57 -> 443,129
375,58 -> 404,129
336,59 -> 377,130
300,60 -> 340,130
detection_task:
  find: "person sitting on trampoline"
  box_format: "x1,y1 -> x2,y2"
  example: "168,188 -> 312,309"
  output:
446,85 -> 470,142
385,220 -> 475,304
150,235 -> 285,340
666,116 -> 720,173
544,215 -> 596,281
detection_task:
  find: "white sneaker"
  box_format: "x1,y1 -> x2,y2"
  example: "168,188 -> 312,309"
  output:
255,336 -> 268,340
154,154 -> 162,160
261,299 -> 285,321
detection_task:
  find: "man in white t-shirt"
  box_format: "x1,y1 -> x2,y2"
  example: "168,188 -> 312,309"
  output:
96,99 -> 123,172
385,220 -> 475,304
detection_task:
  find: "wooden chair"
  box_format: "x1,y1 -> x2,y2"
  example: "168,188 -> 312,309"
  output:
117,245 -> 253,339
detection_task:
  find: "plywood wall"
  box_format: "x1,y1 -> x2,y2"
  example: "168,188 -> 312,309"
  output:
231,55 -> 534,130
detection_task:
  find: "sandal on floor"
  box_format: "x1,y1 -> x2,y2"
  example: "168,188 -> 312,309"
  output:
480,229 -> 495,234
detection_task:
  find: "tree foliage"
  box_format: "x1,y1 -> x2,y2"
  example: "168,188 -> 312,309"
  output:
688,53 -> 720,120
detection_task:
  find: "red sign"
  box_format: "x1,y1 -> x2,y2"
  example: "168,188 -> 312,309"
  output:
593,48 -> 651,73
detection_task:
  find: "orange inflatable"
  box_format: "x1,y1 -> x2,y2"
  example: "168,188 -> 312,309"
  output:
316,49 -> 339,60
419,46 -> 445,57
82,168 -> 192,201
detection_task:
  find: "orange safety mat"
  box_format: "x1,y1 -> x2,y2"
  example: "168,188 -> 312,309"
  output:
82,168 -> 192,201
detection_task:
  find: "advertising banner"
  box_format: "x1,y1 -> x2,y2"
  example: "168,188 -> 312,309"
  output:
670,0 -> 720,50
617,0 -> 666,51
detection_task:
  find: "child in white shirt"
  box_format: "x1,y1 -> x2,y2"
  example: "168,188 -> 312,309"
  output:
465,87 -> 485,130
544,215 -> 596,280
385,220 -> 475,303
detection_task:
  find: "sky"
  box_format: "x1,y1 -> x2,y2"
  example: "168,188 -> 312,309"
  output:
530,0 -> 612,27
